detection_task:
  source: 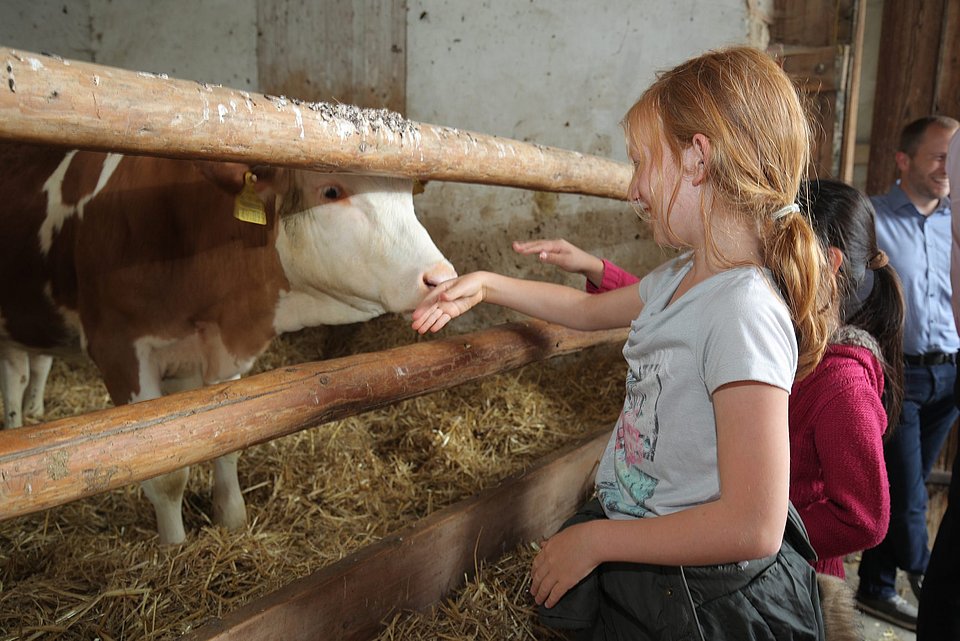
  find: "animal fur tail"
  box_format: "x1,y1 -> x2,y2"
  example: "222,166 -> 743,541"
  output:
817,573 -> 864,641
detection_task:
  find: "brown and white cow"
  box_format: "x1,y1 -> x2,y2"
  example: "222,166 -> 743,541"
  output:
0,142 -> 456,543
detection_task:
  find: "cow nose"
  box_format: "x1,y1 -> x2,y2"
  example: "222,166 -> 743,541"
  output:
423,260 -> 458,288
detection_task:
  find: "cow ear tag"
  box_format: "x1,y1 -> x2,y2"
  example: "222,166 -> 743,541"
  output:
233,171 -> 267,225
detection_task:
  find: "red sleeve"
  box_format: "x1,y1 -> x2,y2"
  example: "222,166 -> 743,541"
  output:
798,369 -> 890,560
585,259 -> 641,294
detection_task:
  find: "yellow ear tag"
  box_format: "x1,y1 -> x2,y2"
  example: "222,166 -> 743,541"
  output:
233,171 -> 267,225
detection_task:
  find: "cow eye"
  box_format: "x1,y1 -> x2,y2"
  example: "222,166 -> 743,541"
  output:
322,185 -> 342,200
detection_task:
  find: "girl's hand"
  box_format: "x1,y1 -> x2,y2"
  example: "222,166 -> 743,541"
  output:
512,239 -> 605,287
512,239 -> 603,275
530,522 -> 598,608
411,272 -> 487,334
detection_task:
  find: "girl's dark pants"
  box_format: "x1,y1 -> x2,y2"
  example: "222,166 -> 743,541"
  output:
538,499 -> 825,641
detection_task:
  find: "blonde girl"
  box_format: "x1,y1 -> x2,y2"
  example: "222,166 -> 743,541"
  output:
413,46 -> 831,640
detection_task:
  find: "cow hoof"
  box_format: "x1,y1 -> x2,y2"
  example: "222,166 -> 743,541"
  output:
214,500 -> 248,531
156,521 -> 187,545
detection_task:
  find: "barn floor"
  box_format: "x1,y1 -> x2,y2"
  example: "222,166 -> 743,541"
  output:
844,559 -> 917,641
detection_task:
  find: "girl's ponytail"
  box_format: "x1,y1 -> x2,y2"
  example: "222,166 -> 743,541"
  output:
763,209 -> 835,380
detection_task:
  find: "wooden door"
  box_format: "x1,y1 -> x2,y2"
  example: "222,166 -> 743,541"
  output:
772,0 -> 867,182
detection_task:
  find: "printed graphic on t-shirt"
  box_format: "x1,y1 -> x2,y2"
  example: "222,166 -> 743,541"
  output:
598,366 -> 662,517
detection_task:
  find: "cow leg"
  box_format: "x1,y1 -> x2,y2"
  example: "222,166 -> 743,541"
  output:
24,354 -> 53,418
135,373 -> 210,545
141,467 -> 190,544
153,373 -> 248,536
213,452 -> 247,531
94,343 -> 193,545
0,347 -> 29,428
206,371 -> 247,532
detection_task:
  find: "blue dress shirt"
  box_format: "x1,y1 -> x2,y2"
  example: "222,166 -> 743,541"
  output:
872,183 -> 958,355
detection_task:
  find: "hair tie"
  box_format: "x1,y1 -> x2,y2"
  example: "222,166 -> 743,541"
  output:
772,203 -> 800,221
868,250 -> 888,270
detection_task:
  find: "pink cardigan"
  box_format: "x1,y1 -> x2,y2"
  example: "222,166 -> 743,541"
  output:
788,341 -> 890,577
591,260 -> 890,578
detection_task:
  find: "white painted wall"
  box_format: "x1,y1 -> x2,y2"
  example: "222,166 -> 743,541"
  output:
1,0 -> 770,328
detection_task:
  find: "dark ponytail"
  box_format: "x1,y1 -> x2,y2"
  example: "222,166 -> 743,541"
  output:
848,261 -> 905,431
800,179 -> 905,430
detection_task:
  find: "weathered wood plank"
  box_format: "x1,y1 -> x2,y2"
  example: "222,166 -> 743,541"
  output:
780,46 -> 840,176
772,1 -> 866,181
839,0 -> 866,182
933,0 -> 960,118
0,321 -> 626,521
184,429 -> 608,641
0,46 -> 631,199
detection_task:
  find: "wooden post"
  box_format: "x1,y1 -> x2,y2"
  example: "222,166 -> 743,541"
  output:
0,321 -> 625,521
0,46 -> 631,199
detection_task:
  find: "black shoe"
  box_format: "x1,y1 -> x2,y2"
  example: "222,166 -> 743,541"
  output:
855,593 -> 918,631
908,572 -> 923,600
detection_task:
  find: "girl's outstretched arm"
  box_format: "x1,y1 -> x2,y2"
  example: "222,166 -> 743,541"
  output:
512,239 -> 606,286
411,270 -> 643,334
531,380 -> 791,608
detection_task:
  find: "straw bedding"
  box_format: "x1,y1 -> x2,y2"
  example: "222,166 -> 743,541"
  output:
0,315 -> 625,640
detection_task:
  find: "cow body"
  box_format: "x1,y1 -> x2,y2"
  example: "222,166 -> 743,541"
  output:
0,142 -> 456,543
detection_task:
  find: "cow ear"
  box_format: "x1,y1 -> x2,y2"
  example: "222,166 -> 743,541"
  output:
193,162 -> 282,200
249,166 -> 281,193
193,160 -> 251,194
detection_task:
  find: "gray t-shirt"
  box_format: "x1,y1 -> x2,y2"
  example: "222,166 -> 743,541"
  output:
596,253 -> 798,520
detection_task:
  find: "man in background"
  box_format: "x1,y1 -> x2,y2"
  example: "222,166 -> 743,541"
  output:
916,120 -> 960,640
856,115 -> 960,631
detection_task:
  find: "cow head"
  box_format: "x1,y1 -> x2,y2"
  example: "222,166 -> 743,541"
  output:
267,171 -> 457,329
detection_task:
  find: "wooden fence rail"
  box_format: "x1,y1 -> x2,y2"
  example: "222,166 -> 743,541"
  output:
0,321 -> 625,522
0,46 -> 632,199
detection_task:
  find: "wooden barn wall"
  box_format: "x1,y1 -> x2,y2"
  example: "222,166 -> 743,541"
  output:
772,0 -> 865,182
861,0 -> 960,535
257,0 -> 406,110
866,0 -> 960,195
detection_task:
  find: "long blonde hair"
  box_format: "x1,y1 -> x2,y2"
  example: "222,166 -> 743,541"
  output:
623,46 -> 833,380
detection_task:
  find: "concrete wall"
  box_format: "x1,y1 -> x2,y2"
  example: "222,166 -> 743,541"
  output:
404,1 -> 770,326
1,1 -> 770,328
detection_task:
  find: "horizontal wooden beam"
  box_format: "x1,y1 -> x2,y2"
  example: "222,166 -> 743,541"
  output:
0,46 -> 631,200
185,428 -> 608,641
780,45 -> 841,93
0,321 -> 626,521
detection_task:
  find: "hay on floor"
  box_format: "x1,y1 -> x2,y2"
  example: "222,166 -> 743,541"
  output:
0,315 -> 625,640
377,543 -> 567,641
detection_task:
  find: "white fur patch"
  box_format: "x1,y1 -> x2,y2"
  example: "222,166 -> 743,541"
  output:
39,152 -> 123,254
